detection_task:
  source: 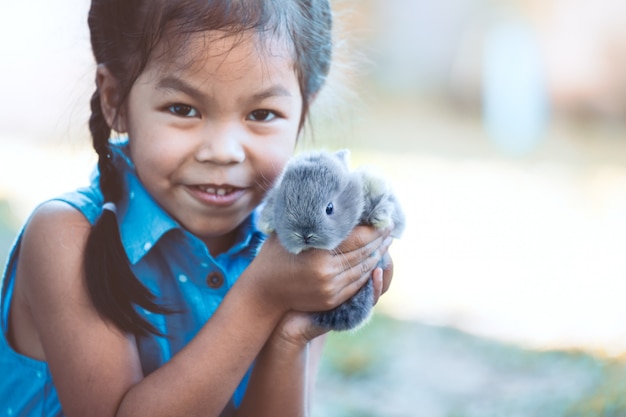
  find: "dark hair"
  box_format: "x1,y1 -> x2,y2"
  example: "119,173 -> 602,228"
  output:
84,0 -> 333,336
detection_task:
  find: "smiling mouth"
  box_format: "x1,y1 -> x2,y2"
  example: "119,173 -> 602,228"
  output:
194,185 -> 235,196
187,184 -> 246,207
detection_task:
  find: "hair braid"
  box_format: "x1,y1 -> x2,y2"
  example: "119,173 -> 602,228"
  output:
89,87 -> 120,202
85,83 -> 173,337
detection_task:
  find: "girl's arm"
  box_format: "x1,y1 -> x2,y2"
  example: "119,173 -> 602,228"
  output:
236,313 -> 326,417
14,201 -> 391,417
236,267 -> 393,417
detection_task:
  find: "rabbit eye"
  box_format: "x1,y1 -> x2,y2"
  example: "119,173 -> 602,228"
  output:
325,202 -> 334,215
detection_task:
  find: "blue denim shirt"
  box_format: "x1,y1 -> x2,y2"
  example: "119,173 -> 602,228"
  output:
0,144 -> 265,416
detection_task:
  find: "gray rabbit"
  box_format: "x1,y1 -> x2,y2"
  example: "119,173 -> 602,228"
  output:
258,149 -> 404,331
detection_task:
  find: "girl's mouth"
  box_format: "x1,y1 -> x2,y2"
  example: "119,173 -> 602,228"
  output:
196,185 -> 234,196
187,184 -> 246,206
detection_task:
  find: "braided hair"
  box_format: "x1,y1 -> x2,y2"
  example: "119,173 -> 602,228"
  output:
84,0 -> 333,336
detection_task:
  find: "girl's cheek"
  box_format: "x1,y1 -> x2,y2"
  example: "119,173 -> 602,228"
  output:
264,148 -> 293,179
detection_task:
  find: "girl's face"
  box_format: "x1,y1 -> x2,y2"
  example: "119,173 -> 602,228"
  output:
120,32 -> 303,254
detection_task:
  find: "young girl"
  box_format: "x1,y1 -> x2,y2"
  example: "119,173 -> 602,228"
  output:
0,0 -> 395,416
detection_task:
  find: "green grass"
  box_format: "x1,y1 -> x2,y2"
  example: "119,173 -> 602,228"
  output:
314,314 -> 626,417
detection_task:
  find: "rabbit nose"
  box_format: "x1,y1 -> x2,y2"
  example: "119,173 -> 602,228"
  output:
302,231 -> 314,244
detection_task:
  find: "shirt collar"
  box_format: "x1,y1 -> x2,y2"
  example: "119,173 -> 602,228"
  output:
111,143 -> 179,264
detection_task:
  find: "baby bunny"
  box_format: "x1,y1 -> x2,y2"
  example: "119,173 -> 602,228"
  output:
258,149 -> 404,331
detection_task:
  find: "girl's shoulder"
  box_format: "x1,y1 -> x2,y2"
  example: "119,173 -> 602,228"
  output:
25,199 -> 92,246
16,200 -> 91,306
22,173 -> 103,247
9,200 -> 93,361
18,199 -> 92,297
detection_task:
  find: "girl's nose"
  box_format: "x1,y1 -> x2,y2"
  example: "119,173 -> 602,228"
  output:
195,121 -> 246,165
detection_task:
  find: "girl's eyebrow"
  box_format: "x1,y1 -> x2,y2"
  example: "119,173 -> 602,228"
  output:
156,76 -> 294,102
156,76 -> 204,102
250,86 -> 293,101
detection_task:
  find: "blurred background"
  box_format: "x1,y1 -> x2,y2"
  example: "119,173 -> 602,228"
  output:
3,0 -> 626,415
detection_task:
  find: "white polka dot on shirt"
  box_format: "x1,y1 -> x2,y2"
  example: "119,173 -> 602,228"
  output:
143,242 -> 152,251
178,274 -> 188,283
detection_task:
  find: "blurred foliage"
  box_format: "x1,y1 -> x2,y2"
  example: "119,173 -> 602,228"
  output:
564,363 -> 626,417
0,199 -> 19,269
314,314 -> 626,417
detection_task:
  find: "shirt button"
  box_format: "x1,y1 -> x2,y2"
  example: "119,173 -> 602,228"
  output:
206,271 -> 224,289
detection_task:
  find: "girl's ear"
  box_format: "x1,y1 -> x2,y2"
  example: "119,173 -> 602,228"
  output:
96,64 -> 127,133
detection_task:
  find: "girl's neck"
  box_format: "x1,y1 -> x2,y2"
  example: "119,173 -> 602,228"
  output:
202,227 -> 240,257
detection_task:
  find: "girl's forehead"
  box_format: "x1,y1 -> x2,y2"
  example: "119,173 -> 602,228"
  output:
150,30 -> 295,78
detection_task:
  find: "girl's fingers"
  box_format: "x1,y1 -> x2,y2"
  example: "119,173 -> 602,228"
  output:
371,254 -> 394,305
381,253 -> 393,295
334,250 -> 384,306
372,267 -> 384,305
335,233 -> 392,274
336,225 -> 390,254
330,230 -> 394,306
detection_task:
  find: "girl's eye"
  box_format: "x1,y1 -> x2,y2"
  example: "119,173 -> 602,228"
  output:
248,109 -> 277,122
167,104 -> 199,118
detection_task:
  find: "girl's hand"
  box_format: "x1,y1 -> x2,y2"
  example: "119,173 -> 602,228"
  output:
238,239 -> 396,417
250,225 -> 393,316
272,311 -> 327,348
274,260 -> 394,348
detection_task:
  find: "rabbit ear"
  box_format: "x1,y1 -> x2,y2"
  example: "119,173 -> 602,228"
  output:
334,149 -> 351,166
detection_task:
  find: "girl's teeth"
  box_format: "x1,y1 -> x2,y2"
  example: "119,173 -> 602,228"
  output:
201,186 -> 230,195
